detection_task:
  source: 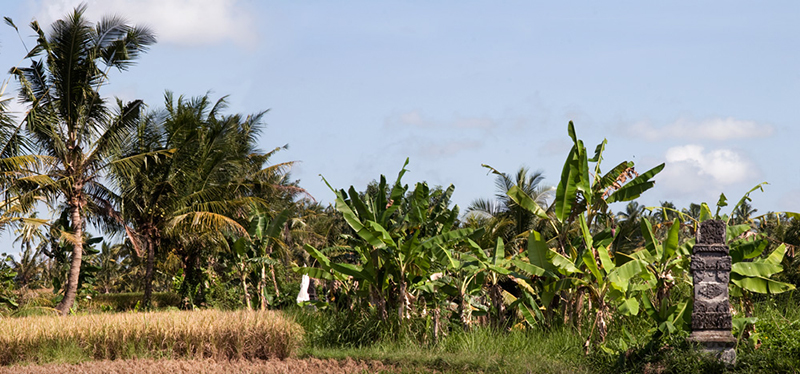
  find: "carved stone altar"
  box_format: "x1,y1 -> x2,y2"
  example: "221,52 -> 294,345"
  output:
688,220 -> 736,365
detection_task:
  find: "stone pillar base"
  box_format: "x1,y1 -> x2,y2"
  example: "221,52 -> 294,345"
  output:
688,330 -> 736,366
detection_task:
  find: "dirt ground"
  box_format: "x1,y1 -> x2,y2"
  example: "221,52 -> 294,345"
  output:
0,358 -> 398,374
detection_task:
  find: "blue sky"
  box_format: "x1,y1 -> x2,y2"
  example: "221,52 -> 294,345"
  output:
0,1 -> 798,255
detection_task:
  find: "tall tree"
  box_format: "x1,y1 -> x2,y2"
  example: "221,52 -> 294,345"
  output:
110,93 -> 295,308
9,5 -> 155,314
467,166 -> 552,247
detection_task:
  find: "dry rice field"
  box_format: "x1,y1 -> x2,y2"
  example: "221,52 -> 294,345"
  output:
0,309 -> 303,365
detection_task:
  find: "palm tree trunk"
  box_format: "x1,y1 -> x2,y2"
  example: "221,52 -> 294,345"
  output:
142,234 -> 155,309
56,200 -> 83,316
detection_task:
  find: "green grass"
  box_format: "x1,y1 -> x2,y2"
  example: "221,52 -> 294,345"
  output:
285,293 -> 800,374
288,308 -> 591,373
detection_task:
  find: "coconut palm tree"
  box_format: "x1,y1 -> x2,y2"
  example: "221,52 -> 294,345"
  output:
467,166 -> 552,247
612,201 -> 644,254
110,92 -> 296,308
9,5 -> 155,314
732,201 -> 758,225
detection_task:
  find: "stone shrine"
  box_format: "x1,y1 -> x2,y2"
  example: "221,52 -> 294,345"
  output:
689,220 -> 736,365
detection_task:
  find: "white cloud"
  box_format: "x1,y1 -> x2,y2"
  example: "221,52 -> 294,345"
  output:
660,144 -> 758,194
628,117 -> 773,141
31,0 -> 256,46
385,110 -> 496,129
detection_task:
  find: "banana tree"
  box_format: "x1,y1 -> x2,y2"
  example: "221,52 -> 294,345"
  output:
464,237 -> 517,327
636,217 -> 693,338
499,122 -> 663,330
300,159 -> 480,321
233,209 -> 289,310
498,121 -> 664,256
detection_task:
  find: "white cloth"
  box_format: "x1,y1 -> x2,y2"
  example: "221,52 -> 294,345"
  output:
296,274 -> 310,303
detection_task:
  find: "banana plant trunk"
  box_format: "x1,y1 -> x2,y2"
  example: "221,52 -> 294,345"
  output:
460,291 -> 472,329
259,264 -> 268,310
239,261 -> 252,310
433,308 -> 441,343
270,264 -> 280,298
397,277 -> 407,322
371,286 -> 388,320
489,283 -> 505,327
55,196 -> 84,316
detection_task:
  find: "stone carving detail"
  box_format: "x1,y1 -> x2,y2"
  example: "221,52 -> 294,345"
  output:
697,283 -> 725,299
690,256 -> 731,271
693,299 -> 730,314
692,312 -> 733,330
689,220 -> 736,365
697,220 -> 726,244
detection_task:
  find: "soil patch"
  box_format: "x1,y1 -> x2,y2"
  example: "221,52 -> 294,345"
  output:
0,358 -> 398,374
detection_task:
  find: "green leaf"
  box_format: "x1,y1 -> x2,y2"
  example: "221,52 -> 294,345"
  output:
304,244 -> 331,270
521,291 -> 545,326
551,252 -> 581,275
663,218 -> 681,263
466,239 -> 489,262
582,248 -> 603,283
578,214 -> 593,251
432,244 -> 458,270
597,245 -> 615,272
608,260 -> 646,291
420,227 -> 477,253
731,262 -> 783,278
729,236 -> 767,263
527,230 -> 554,273
699,203 -> 713,222
555,146 -> 582,223
331,263 -> 373,283
715,193 -> 728,219
507,185 -> 549,219
765,244 -> 788,265
491,238 -> 505,265
726,224 -> 751,243
640,296 -> 658,320
365,220 -> 397,248
605,163 -> 665,204
731,274 -> 795,294
512,259 -> 546,277
232,237 -> 248,256
293,266 -> 334,281
335,192 -> 385,249
619,298 -> 640,316
588,139 -> 607,163
641,219 -> 661,261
